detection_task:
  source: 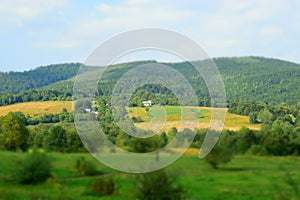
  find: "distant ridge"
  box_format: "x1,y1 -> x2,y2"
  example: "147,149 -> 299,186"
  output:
0,63 -> 81,96
0,57 -> 299,106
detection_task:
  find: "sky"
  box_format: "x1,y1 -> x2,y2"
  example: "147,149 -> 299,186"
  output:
0,0 -> 299,71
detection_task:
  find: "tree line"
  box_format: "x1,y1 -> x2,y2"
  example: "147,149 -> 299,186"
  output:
229,101 -> 300,125
1,111 -> 300,157
0,89 -> 299,156
0,112 -> 84,152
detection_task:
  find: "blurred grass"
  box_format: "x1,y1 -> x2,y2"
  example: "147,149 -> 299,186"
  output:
0,150 -> 300,199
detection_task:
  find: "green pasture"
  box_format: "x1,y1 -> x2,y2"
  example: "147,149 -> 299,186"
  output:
0,150 -> 299,199
129,106 -> 261,131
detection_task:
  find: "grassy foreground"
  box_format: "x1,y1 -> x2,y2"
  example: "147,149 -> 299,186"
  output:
0,150 -> 300,200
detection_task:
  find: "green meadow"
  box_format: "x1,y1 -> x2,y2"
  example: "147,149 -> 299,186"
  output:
1,150 -> 300,200
129,106 -> 261,131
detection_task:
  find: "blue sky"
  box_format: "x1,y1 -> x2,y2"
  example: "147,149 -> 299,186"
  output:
0,0 -> 299,71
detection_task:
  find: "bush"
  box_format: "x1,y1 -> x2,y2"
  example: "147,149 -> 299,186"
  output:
131,116 -> 144,123
247,144 -> 268,156
0,113 -> 29,151
204,146 -> 233,169
14,149 -> 52,184
86,177 -> 115,196
75,157 -> 98,176
136,170 -> 183,200
45,125 -> 67,152
249,112 -> 258,124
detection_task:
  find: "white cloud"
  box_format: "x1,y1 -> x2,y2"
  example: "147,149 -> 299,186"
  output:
3,0 -> 300,67
68,1 -> 197,41
33,41 -> 79,49
95,2 -> 195,26
125,0 -> 153,5
0,0 -> 68,26
96,4 -> 112,13
183,0 -> 300,59
260,27 -> 282,37
34,0 -> 299,61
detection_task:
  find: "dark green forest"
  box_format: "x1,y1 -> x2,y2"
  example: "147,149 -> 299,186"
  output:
0,63 -> 80,96
0,57 -> 299,107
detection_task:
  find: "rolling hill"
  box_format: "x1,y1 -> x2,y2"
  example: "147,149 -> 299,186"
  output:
0,57 -> 299,106
0,63 -> 80,96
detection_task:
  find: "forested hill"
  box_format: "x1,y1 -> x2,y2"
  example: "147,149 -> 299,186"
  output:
0,57 -> 299,106
0,63 -> 81,95
214,57 -> 300,105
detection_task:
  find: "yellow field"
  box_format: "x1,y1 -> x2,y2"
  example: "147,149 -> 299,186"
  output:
0,101 -> 72,116
0,102 -> 261,131
129,106 -> 261,131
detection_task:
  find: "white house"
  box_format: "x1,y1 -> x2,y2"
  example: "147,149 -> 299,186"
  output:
142,100 -> 153,107
84,108 -> 92,113
84,108 -> 99,115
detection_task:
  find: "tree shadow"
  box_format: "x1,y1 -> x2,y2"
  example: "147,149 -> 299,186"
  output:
219,167 -> 259,172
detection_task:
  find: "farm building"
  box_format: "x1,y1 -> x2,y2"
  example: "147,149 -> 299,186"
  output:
142,100 -> 153,107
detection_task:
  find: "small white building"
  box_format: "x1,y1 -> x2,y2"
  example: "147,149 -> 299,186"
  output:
84,109 -> 99,115
84,108 -> 92,113
142,100 -> 153,107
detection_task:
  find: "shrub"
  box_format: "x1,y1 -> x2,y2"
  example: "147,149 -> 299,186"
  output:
204,146 -> 233,169
45,125 -> 67,152
247,144 -> 268,156
249,112 -> 258,124
75,157 -> 97,176
136,170 -> 183,200
14,149 -> 52,184
0,113 -> 29,151
131,116 -> 144,123
86,177 -> 115,196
